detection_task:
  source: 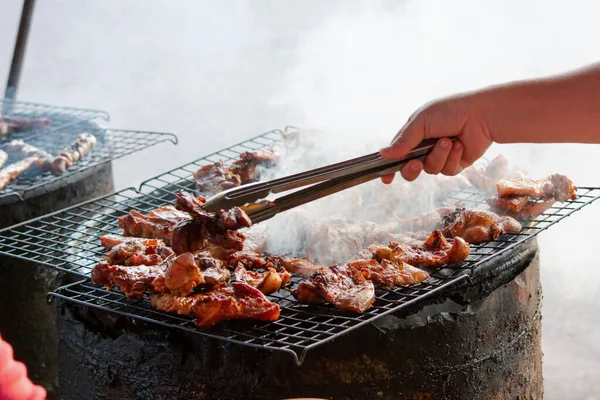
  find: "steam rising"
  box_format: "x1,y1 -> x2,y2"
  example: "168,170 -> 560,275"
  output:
259,2 -> 600,395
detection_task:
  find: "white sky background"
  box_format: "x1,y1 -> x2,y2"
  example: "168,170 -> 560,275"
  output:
1,0 -> 599,397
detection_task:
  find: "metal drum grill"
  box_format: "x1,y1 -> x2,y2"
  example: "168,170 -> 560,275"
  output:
0,97 -> 109,145
0,127 -> 178,204
0,129 -> 597,366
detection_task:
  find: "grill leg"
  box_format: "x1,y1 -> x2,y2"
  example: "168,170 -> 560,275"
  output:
4,0 -> 36,100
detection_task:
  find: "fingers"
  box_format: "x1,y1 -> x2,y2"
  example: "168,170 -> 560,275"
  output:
381,173 -> 395,184
399,159 -> 423,182
380,114 -> 426,160
423,138 -> 452,175
441,141 -> 464,176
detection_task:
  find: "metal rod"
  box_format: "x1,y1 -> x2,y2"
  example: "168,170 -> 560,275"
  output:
4,0 -> 36,100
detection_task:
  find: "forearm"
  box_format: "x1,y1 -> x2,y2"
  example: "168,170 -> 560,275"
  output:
474,63 -> 600,144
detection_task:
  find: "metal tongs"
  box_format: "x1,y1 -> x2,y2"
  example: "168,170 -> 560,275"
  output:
203,138 -> 454,223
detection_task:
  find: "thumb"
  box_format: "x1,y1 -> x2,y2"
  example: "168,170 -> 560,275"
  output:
380,113 -> 426,159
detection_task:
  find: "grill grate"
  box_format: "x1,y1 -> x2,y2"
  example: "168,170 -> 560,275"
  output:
0,97 -> 109,144
138,127 -> 290,200
0,127 -> 178,203
0,127 -> 598,365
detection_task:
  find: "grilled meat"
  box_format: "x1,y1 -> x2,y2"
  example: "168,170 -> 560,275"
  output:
354,229 -> 470,268
292,264 -> 375,313
91,263 -> 167,299
193,160 -> 242,195
228,251 -> 269,269
150,282 -> 280,326
101,236 -> 174,266
442,208 -> 521,243
193,251 -> 231,287
0,157 -> 38,190
229,150 -> 278,182
462,155 -> 525,193
171,192 -> 251,257
151,251 -> 230,296
496,174 -> 576,202
346,258 -> 430,287
0,150 -> 7,169
43,133 -> 97,175
234,264 -> 291,295
488,196 -> 556,220
0,116 -> 51,137
268,255 -> 321,278
6,139 -> 52,160
118,205 -> 191,244
194,150 -> 278,195
151,252 -> 205,296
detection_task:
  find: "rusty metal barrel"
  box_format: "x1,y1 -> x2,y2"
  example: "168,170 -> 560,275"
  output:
55,237 -> 542,400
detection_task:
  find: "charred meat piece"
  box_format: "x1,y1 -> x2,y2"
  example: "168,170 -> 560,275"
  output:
193,251 -> 231,287
99,234 -> 164,250
486,195 -> 528,214
91,263 -> 167,299
193,160 -> 242,194
43,133 -> 97,175
292,265 -> 375,313
171,192 -> 251,257
118,205 -> 191,244
489,197 -> 556,220
6,139 -> 53,160
355,229 -> 470,268
268,255 -> 321,278
496,174 -> 576,202
0,150 -> 7,169
151,252 -> 230,296
101,236 -> 174,266
0,116 -> 51,137
229,150 -> 279,183
227,251 -> 268,269
442,208 -> 521,244
151,252 -> 205,296
0,157 -> 38,190
346,259 -> 430,287
234,264 -> 292,295
150,282 -> 280,326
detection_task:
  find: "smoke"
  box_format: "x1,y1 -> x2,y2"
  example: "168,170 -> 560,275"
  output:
260,0 -> 600,261
258,2 -> 600,394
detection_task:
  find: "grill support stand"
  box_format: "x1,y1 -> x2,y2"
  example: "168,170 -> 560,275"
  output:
4,0 -> 36,100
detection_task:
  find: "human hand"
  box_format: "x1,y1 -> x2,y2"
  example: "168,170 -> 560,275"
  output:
379,94 -> 493,183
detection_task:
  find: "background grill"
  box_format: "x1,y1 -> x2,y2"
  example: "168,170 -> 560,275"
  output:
0,128 -> 597,365
1,97 -> 109,144
0,126 -> 178,203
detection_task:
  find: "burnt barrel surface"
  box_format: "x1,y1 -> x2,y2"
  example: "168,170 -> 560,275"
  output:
0,162 -> 115,399
57,238 -> 542,400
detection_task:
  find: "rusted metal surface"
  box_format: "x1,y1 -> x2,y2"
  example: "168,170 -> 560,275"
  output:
0,162 -> 114,399
55,238 -> 542,400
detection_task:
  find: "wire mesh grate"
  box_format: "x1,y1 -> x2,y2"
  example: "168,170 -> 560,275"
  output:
0,97 -> 109,144
0,126 -> 178,203
0,127 -> 598,364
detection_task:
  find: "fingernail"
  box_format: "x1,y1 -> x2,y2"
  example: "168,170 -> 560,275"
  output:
454,141 -> 462,151
410,161 -> 420,171
439,139 -> 450,150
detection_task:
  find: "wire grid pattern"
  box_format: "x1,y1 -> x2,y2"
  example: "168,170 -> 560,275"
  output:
0,98 -> 109,144
138,127 -> 292,200
0,128 -> 178,202
0,185 -> 596,364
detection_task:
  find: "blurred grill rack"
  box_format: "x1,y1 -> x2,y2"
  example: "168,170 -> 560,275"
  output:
0,126 -> 178,203
137,126 -> 294,200
0,125 -> 597,365
0,97 -> 109,144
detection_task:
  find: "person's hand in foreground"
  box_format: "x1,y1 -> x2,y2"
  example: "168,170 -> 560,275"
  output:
380,62 -> 600,183
0,335 -> 46,400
